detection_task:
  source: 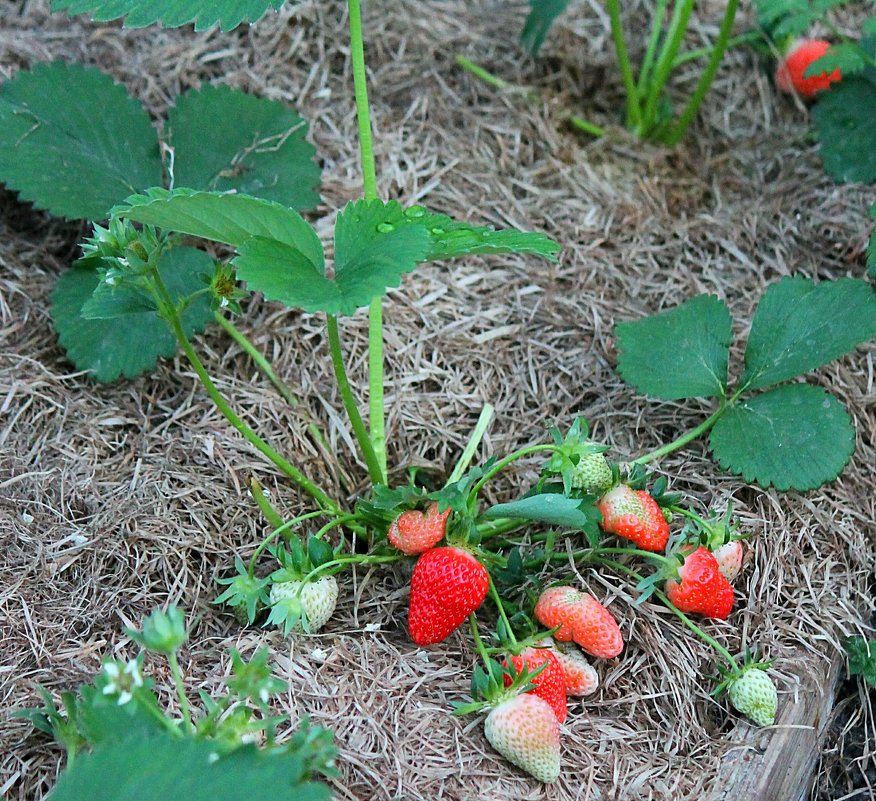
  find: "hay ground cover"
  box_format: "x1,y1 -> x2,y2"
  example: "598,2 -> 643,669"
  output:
1,0 -> 874,798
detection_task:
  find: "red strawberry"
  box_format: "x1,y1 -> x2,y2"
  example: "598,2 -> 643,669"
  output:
597,485 -> 669,552
503,647 -> 567,722
408,547 -> 489,645
534,586 -> 623,659
665,547 -> 734,620
541,639 -> 599,696
388,503 -> 450,555
775,39 -> 841,99
712,540 -> 744,583
484,694 -> 561,783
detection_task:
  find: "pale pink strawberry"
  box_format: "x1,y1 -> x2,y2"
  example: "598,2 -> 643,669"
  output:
712,540 -> 744,583
483,694 -> 561,783
542,639 -> 599,696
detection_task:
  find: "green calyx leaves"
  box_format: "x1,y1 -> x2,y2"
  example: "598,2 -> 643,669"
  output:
0,63 -> 321,221
616,276 -> 876,490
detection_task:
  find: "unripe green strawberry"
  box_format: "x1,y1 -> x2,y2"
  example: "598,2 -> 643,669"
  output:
270,576 -> 338,633
484,694 -> 561,783
569,452 -> 612,495
728,667 -> 777,727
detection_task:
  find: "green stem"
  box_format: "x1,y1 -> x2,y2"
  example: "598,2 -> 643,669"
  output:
605,0 -> 642,130
488,577 -> 517,649
663,0 -> 740,146
594,546 -> 677,568
565,114 -> 607,138
640,0 -> 695,135
632,403 -> 727,465
247,476 -> 284,530
155,286 -> 340,515
314,514 -> 360,539
298,553 -> 403,586
476,517 -> 527,541
447,404 -> 495,485
469,614 -> 493,670
637,0 -> 669,98
348,0 -> 387,480
456,55 -> 508,90
247,511 -> 326,577
326,315 -> 385,484
167,652 -> 193,733
469,444 -> 559,499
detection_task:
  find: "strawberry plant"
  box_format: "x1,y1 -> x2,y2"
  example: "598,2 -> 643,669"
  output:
460,0 -> 750,144
14,606 -> 336,801
5,0 -> 876,789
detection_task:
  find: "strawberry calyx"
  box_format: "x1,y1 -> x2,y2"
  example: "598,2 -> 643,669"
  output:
452,656 -> 549,716
543,416 -> 612,496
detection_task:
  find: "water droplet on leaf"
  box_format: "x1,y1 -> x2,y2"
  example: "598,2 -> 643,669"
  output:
405,205 -> 426,218
376,222 -> 395,233
430,227 -> 445,236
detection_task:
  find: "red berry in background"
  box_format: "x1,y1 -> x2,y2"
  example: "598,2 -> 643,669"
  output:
408,546 -> 489,645
597,485 -> 669,552
388,502 -> 450,555
775,39 -> 841,99
665,547 -> 735,620
503,647 -> 568,722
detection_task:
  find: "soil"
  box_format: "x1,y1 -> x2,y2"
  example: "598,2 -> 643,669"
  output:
1,1 -> 875,800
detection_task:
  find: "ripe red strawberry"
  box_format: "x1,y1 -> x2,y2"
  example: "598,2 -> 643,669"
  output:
541,639 -> 599,696
503,647 -> 567,722
775,39 -> 841,99
597,485 -> 669,552
712,540 -> 744,583
665,547 -> 734,619
483,694 -> 561,783
408,547 -> 489,645
387,503 -> 450,555
534,586 -> 624,659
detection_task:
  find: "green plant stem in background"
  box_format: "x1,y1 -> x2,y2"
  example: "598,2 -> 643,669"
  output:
469,613 -> 493,670
605,0 -> 642,130
664,0 -> 740,146
469,443 -> 559,499
640,0 -> 694,134
488,576 -> 518,649
167,652 -> 193,733
152,276 -> 339,513
637,0 -> 669,98
671,30 -> 761,70
348,0 -> 388,482
447,404 -> 495,485
633,403 -> 727,465
326,314 -> 385,484
455,55 -> 605,138
247,476 -> 284,530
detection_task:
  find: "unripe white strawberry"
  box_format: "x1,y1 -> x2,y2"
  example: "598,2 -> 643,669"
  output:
570,452 -> 613,496
270,576 -> 338,633
728,667 -> 777,727
484,694 -> 561,783
712,541 -> 744,583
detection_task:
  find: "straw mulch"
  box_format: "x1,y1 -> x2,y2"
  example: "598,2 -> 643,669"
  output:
1,1 -> 874,799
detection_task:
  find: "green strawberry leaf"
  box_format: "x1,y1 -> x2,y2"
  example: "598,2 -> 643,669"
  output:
165,85 -> 320,210
50,0 -> 286,31
740,276 -> 876,391
116,189 -> 323,265
864,16 -> 876,37
846,636 -> 876,687
414,209 -> 560,262
484,494 -> 599,530
615,294 -> 733,400
812,62 -> 876,184
521,0 -> 571,57
49,731 -> 331,801
51,247 -> 214,382
0,62 -> 162,220
709,383 -> 855,490
804,43 -> 868,78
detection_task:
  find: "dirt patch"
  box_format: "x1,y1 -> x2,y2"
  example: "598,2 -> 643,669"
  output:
1,1 -> 875,799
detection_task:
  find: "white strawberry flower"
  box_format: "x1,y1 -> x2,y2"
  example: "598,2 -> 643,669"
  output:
101,658 -> 144,705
